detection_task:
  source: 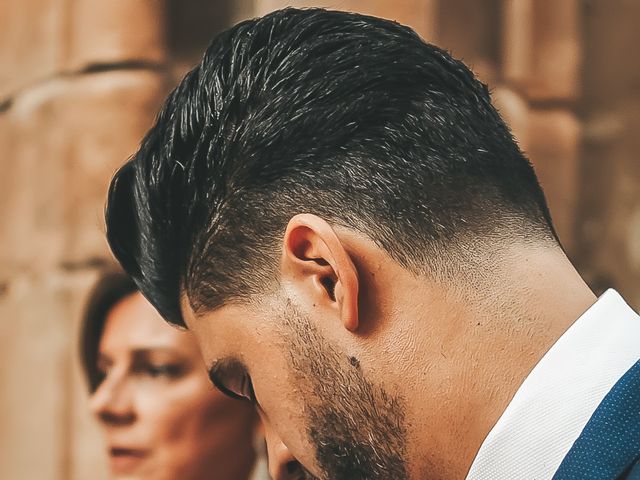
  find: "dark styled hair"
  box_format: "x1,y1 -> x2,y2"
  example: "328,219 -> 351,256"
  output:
106,8 -> 557,327
80,268 -> 137,392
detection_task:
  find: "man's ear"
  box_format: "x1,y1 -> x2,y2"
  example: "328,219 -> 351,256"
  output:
281,214 -> 359,332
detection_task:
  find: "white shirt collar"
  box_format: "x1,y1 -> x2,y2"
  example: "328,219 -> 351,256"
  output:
465,289 -> 640,480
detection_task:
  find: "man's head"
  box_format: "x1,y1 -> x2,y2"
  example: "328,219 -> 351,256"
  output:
106,8 -> 569,479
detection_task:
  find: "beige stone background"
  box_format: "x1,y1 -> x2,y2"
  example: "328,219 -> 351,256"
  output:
0,1 -> 639,478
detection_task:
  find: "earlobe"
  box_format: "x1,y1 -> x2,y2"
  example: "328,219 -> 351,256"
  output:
282,214 -> 359,332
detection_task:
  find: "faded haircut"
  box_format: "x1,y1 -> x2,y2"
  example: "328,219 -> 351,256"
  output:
105,7 -> 557,326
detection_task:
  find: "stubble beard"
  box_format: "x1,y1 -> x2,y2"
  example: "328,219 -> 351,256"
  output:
281,301 -> 409,480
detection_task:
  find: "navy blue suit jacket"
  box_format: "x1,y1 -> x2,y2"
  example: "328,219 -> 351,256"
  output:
553,360 -> 640,479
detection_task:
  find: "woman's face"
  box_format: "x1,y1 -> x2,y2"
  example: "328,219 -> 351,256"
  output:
90,292 -> 257,480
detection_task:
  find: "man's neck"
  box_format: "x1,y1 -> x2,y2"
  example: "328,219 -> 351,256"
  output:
461,245 -> 597,477
406,243 -> 597,479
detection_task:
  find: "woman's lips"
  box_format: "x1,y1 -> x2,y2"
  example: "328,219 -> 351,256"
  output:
109,447 -> 149,474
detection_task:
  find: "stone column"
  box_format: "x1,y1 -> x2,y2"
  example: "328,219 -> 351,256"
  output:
576,0 -> 640,306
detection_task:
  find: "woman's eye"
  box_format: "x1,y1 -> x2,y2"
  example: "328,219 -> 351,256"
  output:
141,364 -> 183,378
96,366 -> 108,380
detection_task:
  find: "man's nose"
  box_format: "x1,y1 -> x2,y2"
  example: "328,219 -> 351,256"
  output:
89,373 -> 135,426
264,422 -> 306,480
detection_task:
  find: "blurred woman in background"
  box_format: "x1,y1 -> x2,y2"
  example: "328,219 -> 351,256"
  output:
80,268 -> 267,480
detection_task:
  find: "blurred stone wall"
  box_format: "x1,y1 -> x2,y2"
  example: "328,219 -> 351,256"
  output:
0,1 -> 168,478
0,1 -> 638,478
0,1 -> 247,478
575,0 -> 640,306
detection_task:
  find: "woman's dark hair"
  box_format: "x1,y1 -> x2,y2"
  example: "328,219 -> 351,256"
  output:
80,268 -> 137,392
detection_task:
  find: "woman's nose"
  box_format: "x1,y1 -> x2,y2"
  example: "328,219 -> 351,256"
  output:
89,373 -> 135,426
264,422 -> 306,480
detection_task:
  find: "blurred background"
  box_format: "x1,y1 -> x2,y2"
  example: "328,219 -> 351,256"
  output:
1,0 -> 639,478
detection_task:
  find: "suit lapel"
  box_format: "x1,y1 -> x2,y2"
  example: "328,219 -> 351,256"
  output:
553,360 -> 640,479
